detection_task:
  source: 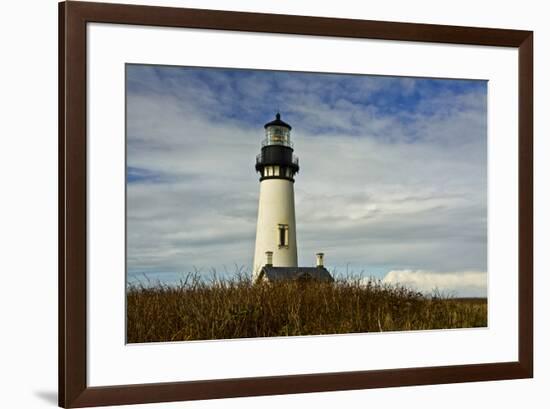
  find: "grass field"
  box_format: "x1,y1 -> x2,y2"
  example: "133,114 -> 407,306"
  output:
126,275 -> 487,343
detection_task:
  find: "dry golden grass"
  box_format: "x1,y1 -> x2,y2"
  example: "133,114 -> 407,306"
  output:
126,275 -> 487,343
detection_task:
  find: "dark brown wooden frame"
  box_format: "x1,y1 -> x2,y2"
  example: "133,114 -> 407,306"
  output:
59,1 -> 533,407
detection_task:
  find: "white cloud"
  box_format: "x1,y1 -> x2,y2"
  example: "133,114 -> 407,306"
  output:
382,270 -> 487,297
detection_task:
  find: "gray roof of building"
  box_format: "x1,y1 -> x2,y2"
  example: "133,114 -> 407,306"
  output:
259,266 -> 334,282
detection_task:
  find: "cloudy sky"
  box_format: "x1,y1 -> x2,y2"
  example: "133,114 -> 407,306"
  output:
126,64 -> 487,297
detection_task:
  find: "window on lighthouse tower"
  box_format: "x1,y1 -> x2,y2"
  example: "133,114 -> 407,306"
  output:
278,224 -> 289,248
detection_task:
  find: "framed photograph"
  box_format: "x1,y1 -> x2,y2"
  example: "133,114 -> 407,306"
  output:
59,1 -> 533,407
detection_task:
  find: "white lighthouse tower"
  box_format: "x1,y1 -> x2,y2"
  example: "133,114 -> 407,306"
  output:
253,113 -> 300,279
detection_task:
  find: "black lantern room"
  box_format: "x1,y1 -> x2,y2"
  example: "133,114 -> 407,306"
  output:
255,113 -> 300,181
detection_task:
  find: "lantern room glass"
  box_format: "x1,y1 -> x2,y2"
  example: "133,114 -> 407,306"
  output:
265,125 -> 292,147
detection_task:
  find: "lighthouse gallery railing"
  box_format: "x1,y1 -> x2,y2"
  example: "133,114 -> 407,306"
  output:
256,153 -> 299,167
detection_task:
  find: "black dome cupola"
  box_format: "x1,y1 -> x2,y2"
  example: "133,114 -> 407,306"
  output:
264,112 -> 292,130
255,113 -> 299,182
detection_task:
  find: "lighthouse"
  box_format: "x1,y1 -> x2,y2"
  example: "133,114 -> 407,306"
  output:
253,113 -> 300,279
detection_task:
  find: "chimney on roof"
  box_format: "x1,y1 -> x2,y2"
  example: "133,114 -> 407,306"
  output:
316,252 -> 324,267
265,251 -> 273,267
